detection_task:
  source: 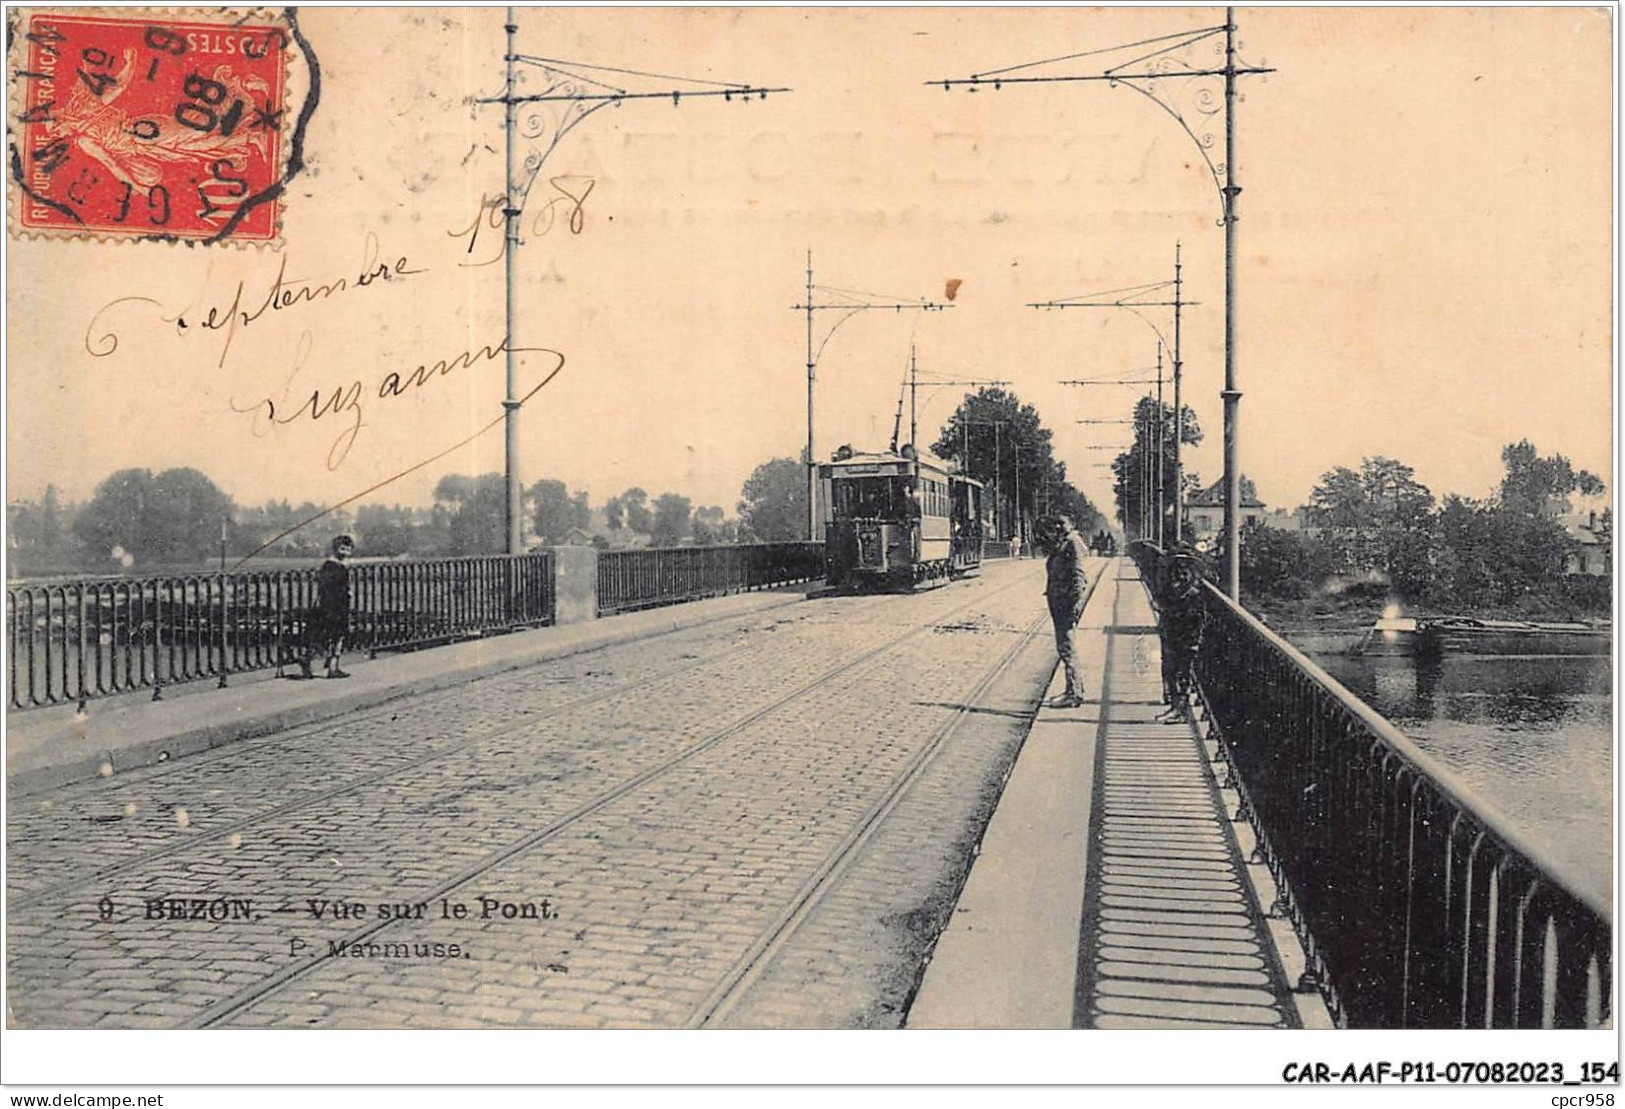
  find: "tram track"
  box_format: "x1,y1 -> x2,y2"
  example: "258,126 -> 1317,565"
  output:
687,606 -> 1052,1027
687,560 -> 1106,1028
182,567 -> 1043,1028
10,589 -> 917,909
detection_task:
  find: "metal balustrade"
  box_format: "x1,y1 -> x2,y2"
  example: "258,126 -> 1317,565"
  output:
1128,541 -> 1612,1028
596,542 -> 824,616
8,553 -> 555,711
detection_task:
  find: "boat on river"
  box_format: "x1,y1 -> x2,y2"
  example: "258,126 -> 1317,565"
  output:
1352,615 -> 1611,658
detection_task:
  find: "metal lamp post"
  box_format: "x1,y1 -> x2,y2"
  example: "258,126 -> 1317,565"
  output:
935,10 -> 1271,595
485,10 -> 790,553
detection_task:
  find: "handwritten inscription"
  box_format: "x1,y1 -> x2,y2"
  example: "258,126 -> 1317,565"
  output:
233,334 -> 566,470
83,232 -> 423,366
198,232 -> 425,365
73,166 -> 590,505
449,176 -> 596,267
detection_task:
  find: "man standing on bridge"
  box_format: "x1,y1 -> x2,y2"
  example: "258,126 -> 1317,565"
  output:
1039,514 -> 1089,708
1154,547 -> 1207,721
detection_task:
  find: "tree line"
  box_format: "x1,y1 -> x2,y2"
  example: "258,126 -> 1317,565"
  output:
1108,394 -> 1202,541
9,386 -> 1101,576
1238,441 -> 1609,618
7,462 -> 824,576
930,386 -> 1104,539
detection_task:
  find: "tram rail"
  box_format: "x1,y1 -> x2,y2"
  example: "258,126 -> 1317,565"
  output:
175,567 -> 1044,1028
10,588 -> 932,909
688,565 -> 1104,1027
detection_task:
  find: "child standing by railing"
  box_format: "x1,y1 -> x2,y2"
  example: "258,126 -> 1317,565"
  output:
299,535 -> 354,679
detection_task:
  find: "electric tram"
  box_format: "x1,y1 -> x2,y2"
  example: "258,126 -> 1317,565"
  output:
820,446 -> 988,591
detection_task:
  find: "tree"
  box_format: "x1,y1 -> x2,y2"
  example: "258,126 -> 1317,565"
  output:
1303,458 -> 1435,592
1499,440 -> 1603,518
1434,495 -> 1495,601
354,504 -> 417,557
650,493 -> 693,546
1047,478 -> 1103,538
1239,518 -> 1337,600
434,472 -> 506,554
691,505 -> 734,545
933,386 -> 1105,539
1305,466 -> 1372,570
1359,457 -> 1436,595
602,496 -> 624,532
617,488 -> 652,534
73,467 -> 234,566
933,387 -> 1049,539
738,458 -> 808,542
7,490 -> 80,573
1428,443 -> 1601,608
1109,396 -> 1202,542
529,479 -> 590,544
1435,491 -> 1569,607
38,485 -> 63,552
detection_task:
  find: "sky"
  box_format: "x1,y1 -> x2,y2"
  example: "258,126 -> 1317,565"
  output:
6,6 -> 1614,525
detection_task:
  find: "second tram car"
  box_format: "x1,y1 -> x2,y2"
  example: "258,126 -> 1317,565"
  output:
820,447 -> 987,590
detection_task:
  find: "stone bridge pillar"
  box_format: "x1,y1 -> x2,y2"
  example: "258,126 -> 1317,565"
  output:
551,547 -> 599,625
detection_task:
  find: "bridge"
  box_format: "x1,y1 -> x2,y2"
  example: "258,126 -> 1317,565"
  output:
4,547 -> 1611,1030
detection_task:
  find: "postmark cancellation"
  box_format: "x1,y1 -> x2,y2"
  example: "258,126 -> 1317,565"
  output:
8,7 -> 316,246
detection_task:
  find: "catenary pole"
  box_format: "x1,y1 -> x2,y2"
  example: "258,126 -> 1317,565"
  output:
503,8 -> 522,554
1173,241 -> 1185,546
1155,343 -> 1165,548
805,252 -> 816,539
796,257 -> 949,540
1221,6 -> 1242,597
483,21 -> 788,554
935,10 -> 1270,589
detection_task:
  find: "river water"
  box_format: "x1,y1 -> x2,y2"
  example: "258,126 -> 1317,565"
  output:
1307,649 -> 1613,908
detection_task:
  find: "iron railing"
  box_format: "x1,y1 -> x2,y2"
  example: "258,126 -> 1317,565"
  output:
982,541 -> 1013,559
596,542 -> 823,616
8,553 -> 555,711
1127,543 -> 1613,1028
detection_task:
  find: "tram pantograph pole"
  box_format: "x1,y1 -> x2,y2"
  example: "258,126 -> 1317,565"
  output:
795,259 -> 950,541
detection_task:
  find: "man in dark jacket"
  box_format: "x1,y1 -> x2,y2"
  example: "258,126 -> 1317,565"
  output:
1040,515 -> 1090,708
1154,549 -> 1207,720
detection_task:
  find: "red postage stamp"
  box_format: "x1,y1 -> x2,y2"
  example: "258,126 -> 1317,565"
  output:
10,9 -> 312,244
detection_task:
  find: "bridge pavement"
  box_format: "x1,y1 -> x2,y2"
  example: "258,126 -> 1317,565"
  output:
6,559 -> 1083,1029
911,557 -> 1328,1029
7,555 -> 1329,1030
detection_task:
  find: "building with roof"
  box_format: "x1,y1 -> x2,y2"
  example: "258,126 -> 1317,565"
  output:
1562,505 -> 1610,576
1184,478 -> 1266,551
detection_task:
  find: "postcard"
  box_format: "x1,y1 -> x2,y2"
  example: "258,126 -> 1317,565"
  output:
4,4 -> 1615,1092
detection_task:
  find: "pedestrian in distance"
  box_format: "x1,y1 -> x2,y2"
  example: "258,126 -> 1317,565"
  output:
1154,548 -> 1207,721
300,534 -> 354,679
1039,514 -> 1089,708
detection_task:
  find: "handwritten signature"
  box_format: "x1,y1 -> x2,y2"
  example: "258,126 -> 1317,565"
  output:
83,232 -> 424,367
231,335 -> 566,471
448,176 -> 596,267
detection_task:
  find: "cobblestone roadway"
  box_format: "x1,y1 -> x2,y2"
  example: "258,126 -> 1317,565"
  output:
8,561 -> 1071,1028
